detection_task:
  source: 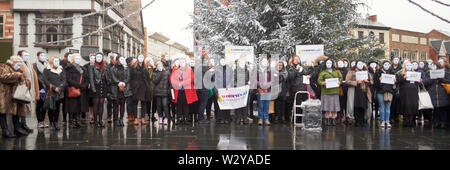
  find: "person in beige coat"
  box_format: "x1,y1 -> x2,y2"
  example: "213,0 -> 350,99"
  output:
18,50 -> 40,133
0,56 -> 31,138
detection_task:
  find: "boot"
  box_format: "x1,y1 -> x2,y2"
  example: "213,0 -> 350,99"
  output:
0,115 -> 16,138
13,116 -> 28,136
118,119 -> 124,126
331,118 -> 336,126
52,122 -> 60,130
324,118 -> 329,126
21,116 -> 33,133
258,119 -> 263,126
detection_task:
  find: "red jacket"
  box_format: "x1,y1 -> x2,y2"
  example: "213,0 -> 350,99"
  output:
170,67 -> 198,104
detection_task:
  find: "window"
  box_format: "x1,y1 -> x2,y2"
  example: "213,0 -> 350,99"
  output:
0,15 -> 4,38
379,33 -> 384,43
82,15 -> 98,47
358,31 -> 364,39
19,13 -> 28,46
369,31 -> 375,41
127,37 -> 131,57
35,13 -> 73,47
420,51 -> 427,61
103,32 -> 111,51
410,51 -> 418,61
392,49 -> 400,58
403,50 -> 409,60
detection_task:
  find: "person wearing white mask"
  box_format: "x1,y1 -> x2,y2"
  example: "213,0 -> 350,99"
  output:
144,57 -> 157,123
64,54 -> 89,128
17,50 -> 39,132
336,59 -> 349,125
152,61 -> 172,125
234,59 -> 251,124
367,61 -> 379,122
105,54 -> 117,124
84,53 -> 96,124
256,57 -> 272,126
345,61 -> 373,127
287,56 -> 309,123
33,51 -> 50,128
129,54 -> 151,126
60,52 -> 73,126
0,56 -> 31,138
397,60 -> 421,127
423,60 -> 450,128
89,53 -> 107,127
392,57 -> 402,73
318,59 -> 343,126
374,61 -> 396,128
350,61 -> 356,68
43,56 -> 67,130
109,55 -> 129,126
170,57 -> 199,125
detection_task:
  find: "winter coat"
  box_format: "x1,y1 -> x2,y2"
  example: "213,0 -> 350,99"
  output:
110,64 -> 128,100
234,66 -> 250,88
64,64 -> 89,113
288,65 -> 307,99
345,70 -> 373,103
105,63 -> 115,99
89,64 -> 107,98
170,67 -> 198,104
318,69 -> 343,95
146,66 -> 154,102
23,62 -> 40,101
373,68 -> 395,95
0,64 -> 29,116
257,67 -> 272,94
33,61 -> 48,90
423,70 -> 450,108
396,71 -> 420,115
153,69 -> 171,97
43,66 -> 67,100
129,64 -> 151,101
213,66 -> 233,93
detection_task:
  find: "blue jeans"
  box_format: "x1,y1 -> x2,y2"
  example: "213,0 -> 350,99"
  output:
377,93 -> 392,122
257,94 -> 270,120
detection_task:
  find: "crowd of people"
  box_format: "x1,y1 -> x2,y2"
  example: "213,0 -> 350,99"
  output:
0,50 -> 449,138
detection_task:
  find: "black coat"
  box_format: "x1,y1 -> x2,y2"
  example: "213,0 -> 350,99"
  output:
130,64 -> 151,101
152,69 -> 171,97
33,62 -> 47,90
105,63 -> 115,98
64,65 -> 89,113
288,65 -> 308,100
89,65 -> 107,98
43,67 -> 67,100
396,72 -> 419,115
110,65 -> 128,100
373,68 -> 395,94
423,70 -> 450,108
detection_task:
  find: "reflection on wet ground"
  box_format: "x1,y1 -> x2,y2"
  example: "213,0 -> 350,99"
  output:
1,115 -> 450,150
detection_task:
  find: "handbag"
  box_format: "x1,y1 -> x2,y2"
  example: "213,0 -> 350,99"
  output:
43,85 -> 56,110
442,83 -> 450,94
418,85 -> 434,110
68,75 -> 82,98
13,84 -> 32,104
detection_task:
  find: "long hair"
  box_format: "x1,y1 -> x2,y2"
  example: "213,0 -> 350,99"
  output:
48,56 -> 59,68
401,60 -> 412,75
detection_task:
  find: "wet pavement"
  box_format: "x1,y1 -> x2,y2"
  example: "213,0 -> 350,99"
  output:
2,113 -> 450,150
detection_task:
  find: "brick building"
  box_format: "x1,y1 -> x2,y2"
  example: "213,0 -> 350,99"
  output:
0,0 -> 13,62
427,30 -> 449,61
389,28 -> 429,62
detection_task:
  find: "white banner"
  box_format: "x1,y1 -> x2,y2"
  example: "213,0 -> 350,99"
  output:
295,45 -> 324,64
225,46 -> 255,64
217,85 -> 250,110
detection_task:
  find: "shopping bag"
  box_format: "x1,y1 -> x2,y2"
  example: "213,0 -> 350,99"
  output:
13,84 -> 32,104
418,86 -> 434,110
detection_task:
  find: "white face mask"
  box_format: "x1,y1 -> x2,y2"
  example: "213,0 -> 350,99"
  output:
39,53 -> 47,62
179,60 -> 186,68
283,61 -> 288,67
67,54 -> 73,63
96,54 -> 103,63
370,63 -> 377,69
405,63 -> 413,71
383,63 -> 391,70
393,58 -> 399,65
419,62 -> 425,69
439,60 -> 445,67
412,63 -> 418,70
326,60 -> 333,69
239,61 -> 246,69
138,55 -> 144,63
351,62 -> 356,68
306,60 -> 313,67
344,61 -> 348,68
357,62 -> 364,70
14,62 -> 23,71
175,60 -> 180,67
261,59 -> 269,67
157,65 -> 163,71
190,61 -> 195,67
220,59 -> 227,66
90,56 -> 96,64
132,58 -> 137,64
74,56 -> 82,65
337,61 -> 344,68
209,59 -> 215,67
53,59 -> 60,68
119,57 -> 126,66
429,63 -> 437,70
22,53 -> 30,62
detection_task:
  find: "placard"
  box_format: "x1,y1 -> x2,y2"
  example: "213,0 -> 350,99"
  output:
295,45 -> 324,64
325,78 -> 339,89
217,85 -> 249,110
406,71 -> 421,82
381,74 -> 395,85
430,69 -> 445,79
356,71 -> 368,81
303,75 -> 310,84
225,46 -> 255,64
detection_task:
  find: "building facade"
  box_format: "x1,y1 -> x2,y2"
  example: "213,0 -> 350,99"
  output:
0,0 -> 13,62
147,32 -> 190,60
389,28 -> 429,62
12,0 -> 145,63
351,15 -> 391,59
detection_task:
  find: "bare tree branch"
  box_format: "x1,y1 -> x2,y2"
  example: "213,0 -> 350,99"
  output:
408,0 -> 450,24
431,0 -> 450,7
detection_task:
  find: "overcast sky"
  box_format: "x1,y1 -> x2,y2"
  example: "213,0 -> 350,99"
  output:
141,0 -> 450,51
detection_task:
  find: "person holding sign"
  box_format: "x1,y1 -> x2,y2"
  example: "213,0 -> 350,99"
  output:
423,61 -> 450,128
374,61 -> 396,128
396,60 -> 421,127
317,58 -> 343,126
345,61 -> 373,127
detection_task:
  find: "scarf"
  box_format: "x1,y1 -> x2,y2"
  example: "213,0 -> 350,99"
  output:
47,65 -> 63,75
75,65 -> 83,74
36,61 -> 48,73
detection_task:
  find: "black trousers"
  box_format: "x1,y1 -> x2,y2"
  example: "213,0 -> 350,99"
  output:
215,97 -> 230,121
62,98 -> 67,122
36,99 -> 46,122
156,96 -> 170,120
48,101 -> 61,123
107,98 -> 113,119
177,90 -> 190,120
206,95 -> 218,120
113,98 -> 125,120
354,107 -> 365,125
274,98 -> 286,120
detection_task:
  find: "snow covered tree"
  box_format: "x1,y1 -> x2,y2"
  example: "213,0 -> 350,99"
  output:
191,0 -> 378,61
